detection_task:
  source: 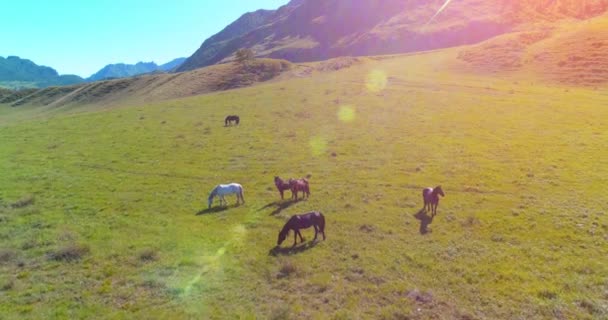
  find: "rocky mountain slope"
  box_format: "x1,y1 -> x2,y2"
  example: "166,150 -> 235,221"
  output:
178,0 -> 608,75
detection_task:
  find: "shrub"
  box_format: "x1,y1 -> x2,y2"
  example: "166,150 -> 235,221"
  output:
235,48 -> 255,64
48,243 -> 90,262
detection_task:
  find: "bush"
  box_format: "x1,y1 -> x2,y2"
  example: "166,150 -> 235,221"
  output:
48,243 -> 90,262
235,48 -> 255,64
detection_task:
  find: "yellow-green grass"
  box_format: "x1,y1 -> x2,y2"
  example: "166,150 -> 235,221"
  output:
1,53 -> 607,319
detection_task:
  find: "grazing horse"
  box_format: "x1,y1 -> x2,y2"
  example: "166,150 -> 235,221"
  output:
225,115 -> 240,126
277,211 -> 326,247
290,178 -> 310,200
274,176 -> 292,200
208,183 -> 245,208
422,185 -> 445,216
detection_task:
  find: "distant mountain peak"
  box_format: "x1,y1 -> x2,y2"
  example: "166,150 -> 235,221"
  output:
87,58 -> 186,81
0,55 -> 83,89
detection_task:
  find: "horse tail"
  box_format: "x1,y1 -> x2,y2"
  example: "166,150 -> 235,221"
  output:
318,212 -> 326,239
239,186 -> 245,203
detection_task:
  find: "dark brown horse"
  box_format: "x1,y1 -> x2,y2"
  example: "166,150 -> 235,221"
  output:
422,185 -> 445,216
290,178 -> 310,200
274,176 -> 292,200
225,115 -> 240,126
277,211 -> 326,247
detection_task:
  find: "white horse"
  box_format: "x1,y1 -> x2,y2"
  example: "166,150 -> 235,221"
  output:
208,183 -> 245,208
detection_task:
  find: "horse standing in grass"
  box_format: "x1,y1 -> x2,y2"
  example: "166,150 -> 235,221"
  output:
274,176 -> 292,200
277,211 -> 326,247
225,115 -> 240,126
290,178 -> 310,200
422,185 -> 445,216
208,183 -> 245,208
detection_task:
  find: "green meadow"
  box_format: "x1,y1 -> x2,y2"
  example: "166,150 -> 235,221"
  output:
1,54 -> 607,319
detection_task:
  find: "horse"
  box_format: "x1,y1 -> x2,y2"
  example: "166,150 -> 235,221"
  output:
290,178 -> 310,201
422,185 -> 445,216
274,176 -> 292,200
277,211 -> 326,247
225,115 -> 240,126
208,183 -> 245,209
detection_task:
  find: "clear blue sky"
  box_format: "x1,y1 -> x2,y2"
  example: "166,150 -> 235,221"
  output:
1,0 -> 288,78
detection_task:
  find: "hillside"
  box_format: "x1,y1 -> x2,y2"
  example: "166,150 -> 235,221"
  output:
1,59 -> 292,109
1,51 -> 607,319
178,0 -> 608,78
0,56 -> 84,89
87,58 -> 186,82
456,11 -> 608,86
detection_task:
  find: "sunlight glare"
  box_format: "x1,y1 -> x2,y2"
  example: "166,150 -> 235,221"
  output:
309,136 -> 328,157
366,69 -> 388,93
338,105 -> 356,122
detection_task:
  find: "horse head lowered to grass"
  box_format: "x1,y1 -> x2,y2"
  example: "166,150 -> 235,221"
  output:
277,211 -> 325,247
225,115 -> 240,126
208,183 -> 245,208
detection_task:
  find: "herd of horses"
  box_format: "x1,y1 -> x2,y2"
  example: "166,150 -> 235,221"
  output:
211,115 -> 445,248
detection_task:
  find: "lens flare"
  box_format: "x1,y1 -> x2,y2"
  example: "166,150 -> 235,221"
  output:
309,136 -> 328,157
365,70 -> 388,93
338,105 -> 356,122
426,0 -> 453,25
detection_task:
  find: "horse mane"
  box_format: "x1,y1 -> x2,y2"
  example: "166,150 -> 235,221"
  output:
279,219 -> 292,237
209,186 -> 218,198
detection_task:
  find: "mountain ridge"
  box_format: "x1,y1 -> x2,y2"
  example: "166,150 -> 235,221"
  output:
87,58 -> 186,81
0,56 -> 84,89
178,0 -> 608,72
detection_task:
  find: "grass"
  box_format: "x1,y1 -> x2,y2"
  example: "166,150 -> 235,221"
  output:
0,51 -> 607,319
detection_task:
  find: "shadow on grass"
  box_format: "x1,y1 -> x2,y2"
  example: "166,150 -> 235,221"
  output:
196,205 -> 235,215
268,240 -> 319,256
259,199 -> 299,216
414,208 -> 434,235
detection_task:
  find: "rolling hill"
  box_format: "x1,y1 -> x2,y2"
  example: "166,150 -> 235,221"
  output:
456,10 -> 608,86
1,58 -> 292,108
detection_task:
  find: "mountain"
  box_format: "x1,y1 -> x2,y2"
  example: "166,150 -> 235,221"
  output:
88,58 -> 186,81
0,56 -> 84,89
176,3 -> 298,72
159,57 -> 187,72
178,0 -> 608,72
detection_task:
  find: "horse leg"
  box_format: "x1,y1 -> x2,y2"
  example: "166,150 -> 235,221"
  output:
293,230 -> 298,247
280,190 -> 284,200
313,225 -> 318,242
297,230 -> 304,243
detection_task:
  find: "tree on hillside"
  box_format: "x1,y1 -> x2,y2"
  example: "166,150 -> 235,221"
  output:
235,48 -> 255,64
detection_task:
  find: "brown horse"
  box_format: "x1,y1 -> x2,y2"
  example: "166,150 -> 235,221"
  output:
277,211 -> 326,247
225,115 -> 240,126
422,185 -> 445,216
274,176 -> 292,200
290,178 -> 310,200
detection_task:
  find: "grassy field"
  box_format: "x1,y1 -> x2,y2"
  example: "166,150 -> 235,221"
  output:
1,52 -> 607,319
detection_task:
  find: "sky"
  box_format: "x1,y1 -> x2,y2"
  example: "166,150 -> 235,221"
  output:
1,0 -> 289,78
